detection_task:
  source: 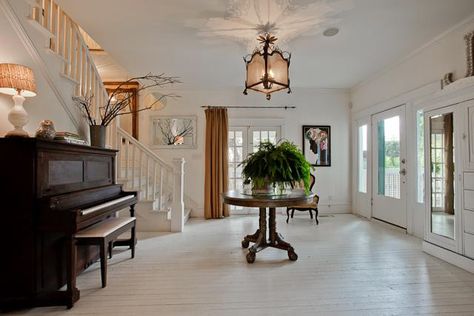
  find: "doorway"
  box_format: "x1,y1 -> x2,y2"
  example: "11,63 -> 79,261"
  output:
371,105 -> 407,228
228,126 -> 281,213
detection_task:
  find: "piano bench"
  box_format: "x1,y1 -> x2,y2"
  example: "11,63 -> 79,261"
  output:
75,217 -> 136,288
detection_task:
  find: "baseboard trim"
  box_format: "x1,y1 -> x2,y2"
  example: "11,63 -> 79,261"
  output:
423,241 -> 474,273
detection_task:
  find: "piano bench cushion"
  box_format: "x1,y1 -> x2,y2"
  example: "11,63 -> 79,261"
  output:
75,217 -> 136,239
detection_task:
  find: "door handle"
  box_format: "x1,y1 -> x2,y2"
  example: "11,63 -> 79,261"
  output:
399,169 -> 407,176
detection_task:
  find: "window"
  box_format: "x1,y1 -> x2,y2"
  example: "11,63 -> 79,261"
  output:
358,124 -> 368,193
376,116 -> 401,199
416,110 -> 424,203
431,130 -> 445,209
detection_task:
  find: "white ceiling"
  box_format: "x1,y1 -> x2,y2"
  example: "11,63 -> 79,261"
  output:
56,0 -> 474,90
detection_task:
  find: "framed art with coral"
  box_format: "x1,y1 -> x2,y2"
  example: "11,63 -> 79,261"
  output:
302,125 -> 331,167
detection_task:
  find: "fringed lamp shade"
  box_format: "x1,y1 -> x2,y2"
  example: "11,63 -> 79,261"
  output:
243,34 -> 291,100
0,63 -> 37,97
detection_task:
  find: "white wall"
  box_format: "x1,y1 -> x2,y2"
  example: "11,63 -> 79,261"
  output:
0,0 -> 78,137
350,15 -> 474,238
352,17 -> 474,111
139,87 -> 351,218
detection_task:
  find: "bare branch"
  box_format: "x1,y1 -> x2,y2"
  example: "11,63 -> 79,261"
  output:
74,73 -> 180,126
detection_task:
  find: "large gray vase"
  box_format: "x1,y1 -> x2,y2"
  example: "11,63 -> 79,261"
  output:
89,125 -> 106,147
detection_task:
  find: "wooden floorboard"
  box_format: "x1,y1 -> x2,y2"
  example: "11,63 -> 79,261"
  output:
6,214 -> 474,315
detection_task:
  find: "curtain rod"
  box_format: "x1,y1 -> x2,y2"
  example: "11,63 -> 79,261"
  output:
201,105 -> 296,109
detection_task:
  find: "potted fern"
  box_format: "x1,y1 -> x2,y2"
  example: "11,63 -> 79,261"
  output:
240,140 -> 312,195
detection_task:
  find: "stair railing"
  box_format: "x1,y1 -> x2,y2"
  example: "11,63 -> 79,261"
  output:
116,127 -> 185,232
30,0 -> 108,123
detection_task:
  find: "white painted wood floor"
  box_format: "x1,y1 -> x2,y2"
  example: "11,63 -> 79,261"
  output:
7,214 -> 474,316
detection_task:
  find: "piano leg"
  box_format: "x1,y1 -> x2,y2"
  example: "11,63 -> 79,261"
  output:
66,236 -> 80,308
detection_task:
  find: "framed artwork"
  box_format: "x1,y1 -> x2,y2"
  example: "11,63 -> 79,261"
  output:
302,125 -> 331,167
150,115 -> 197,149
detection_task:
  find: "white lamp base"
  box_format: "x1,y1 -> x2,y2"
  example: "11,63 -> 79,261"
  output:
5,94 -> 29,137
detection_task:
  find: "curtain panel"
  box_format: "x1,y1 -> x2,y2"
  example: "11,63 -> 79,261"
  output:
204,107 -> 229,219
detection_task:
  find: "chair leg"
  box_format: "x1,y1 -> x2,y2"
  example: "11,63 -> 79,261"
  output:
100,240 -> 107,288
309,209 -> 313,219
286,208 -> 290,223
291,209 -> 295,218
315,208 -> 319,225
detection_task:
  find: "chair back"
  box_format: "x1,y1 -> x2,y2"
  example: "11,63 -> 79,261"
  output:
309,174 -> 315,191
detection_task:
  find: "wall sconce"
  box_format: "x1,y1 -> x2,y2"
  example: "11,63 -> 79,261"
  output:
0,63 -> 37,137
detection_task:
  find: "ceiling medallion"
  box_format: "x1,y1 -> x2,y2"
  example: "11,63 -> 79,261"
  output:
243,33 -> 291,100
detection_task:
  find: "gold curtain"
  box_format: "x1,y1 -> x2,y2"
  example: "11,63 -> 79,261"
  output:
204,107 -> 229,219
443,113 -> 454,215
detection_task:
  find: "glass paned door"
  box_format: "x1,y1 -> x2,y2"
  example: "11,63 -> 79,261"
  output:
371,105 -> 407,228
228,126 -> 281,213
228,128 -> 246,194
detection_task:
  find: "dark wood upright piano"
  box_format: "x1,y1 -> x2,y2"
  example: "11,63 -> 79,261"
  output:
0,138 -> 137,309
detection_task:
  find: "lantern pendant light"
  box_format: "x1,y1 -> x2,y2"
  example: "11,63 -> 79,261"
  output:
243,33 -> 291,100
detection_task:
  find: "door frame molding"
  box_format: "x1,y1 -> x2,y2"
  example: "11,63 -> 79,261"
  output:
351,81 -> 440,237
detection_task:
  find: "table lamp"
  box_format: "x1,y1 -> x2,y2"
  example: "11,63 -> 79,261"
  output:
0,63 -> 37,137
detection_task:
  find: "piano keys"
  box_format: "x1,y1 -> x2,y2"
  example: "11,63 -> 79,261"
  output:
0,138 -> 137,310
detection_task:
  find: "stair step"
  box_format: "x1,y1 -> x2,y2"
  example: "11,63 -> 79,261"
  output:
59,72 -> 79,85
27,17 -> 55,39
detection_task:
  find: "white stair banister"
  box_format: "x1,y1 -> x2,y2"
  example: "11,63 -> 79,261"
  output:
171,158 -> 185,232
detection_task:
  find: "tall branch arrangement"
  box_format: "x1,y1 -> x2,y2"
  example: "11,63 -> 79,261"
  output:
73,73 -> 180,126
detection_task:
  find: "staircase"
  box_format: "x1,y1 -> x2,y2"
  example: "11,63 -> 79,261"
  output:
2,0 -> 188,231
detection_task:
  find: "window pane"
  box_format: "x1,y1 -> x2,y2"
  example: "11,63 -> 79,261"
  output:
358,124 -> 367,193
253,131 -> 260,146
235,147 -> 242,162
228,148 -> 234,162
228,132 -> 235,147
235,131 -> 243,146
261,131 -> 269,142
228,163 -> 235,178
269,131 -> 277,143
417,110 -> 424,204
377,116 -> 400,199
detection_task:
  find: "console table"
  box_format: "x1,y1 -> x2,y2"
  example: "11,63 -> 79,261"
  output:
222,191 -> 314,263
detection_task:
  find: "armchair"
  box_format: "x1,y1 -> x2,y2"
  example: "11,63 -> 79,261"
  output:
286,174 -> 319,225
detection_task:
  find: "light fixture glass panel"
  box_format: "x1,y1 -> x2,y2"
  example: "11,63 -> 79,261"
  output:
246,55 -> 265,86
268,53 -> 288,84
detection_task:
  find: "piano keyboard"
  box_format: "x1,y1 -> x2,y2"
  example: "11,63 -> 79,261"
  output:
80,195 -> 135,216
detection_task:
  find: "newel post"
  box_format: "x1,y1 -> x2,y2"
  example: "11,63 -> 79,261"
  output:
171,157 -> 185,232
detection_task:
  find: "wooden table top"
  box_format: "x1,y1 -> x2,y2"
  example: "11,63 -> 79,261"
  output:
222,190 -> 314,208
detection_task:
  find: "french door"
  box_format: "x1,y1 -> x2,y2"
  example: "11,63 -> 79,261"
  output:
228,126 -> 281,213
371,105 -> 407,228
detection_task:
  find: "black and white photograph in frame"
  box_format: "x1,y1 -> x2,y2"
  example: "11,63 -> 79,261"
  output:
302,125 -> 331,167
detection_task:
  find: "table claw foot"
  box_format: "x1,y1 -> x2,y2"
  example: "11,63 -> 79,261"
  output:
288,248 -> 298,261
246,250 -> 256,263
241,239 -> 250,248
